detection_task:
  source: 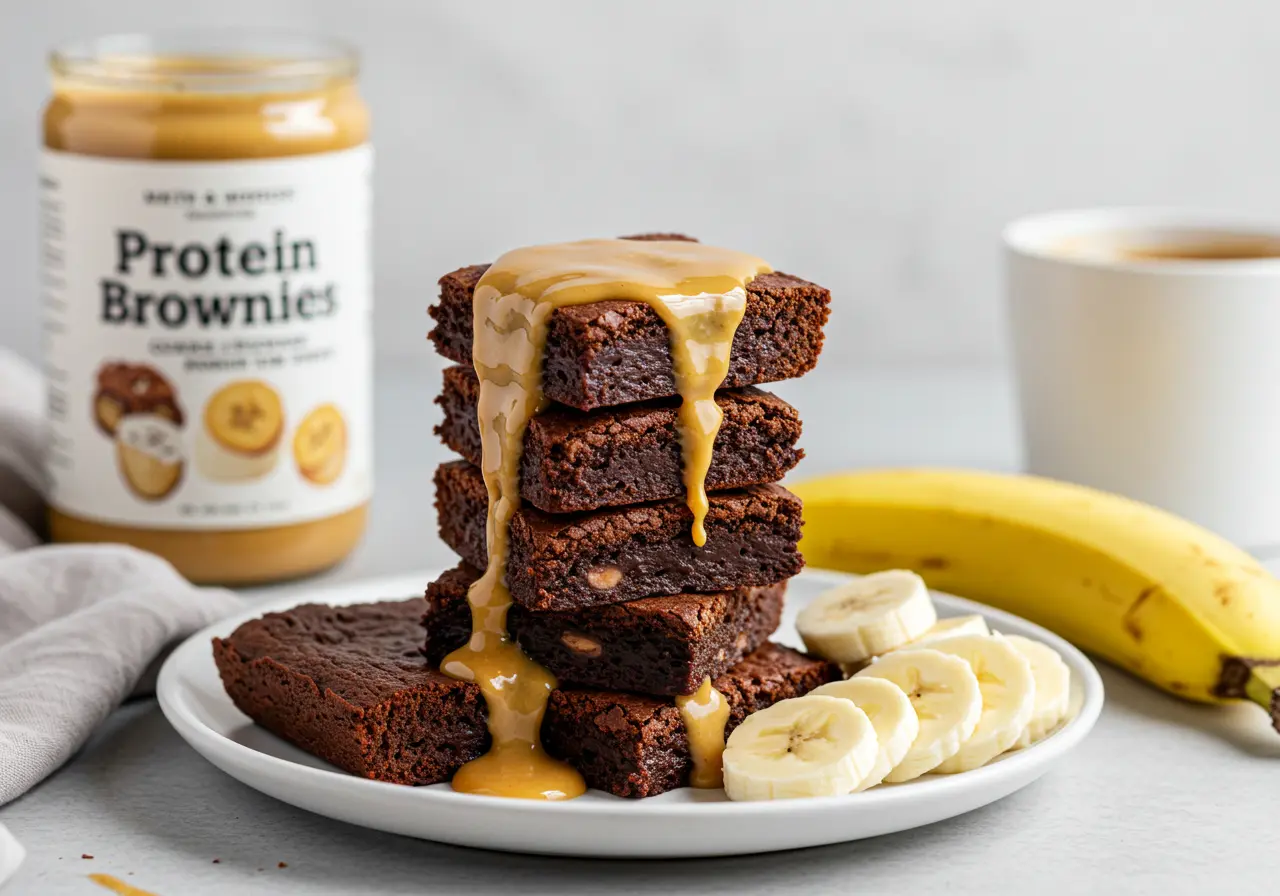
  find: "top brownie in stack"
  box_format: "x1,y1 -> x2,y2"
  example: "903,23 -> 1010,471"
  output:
428,240 -> 831,411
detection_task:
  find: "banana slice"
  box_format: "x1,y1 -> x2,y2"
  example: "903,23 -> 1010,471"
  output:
839,615 -> 995,685
926,634 -> 1036,773
722,695 -> 880,800
811,677 -> 919,790
1002,634 -> 1071,748
855,648 -> 981,782
798,570 -> 938,664
909,614 -> 990,647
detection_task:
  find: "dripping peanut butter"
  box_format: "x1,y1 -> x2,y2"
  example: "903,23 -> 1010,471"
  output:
40,32 -> 372,584
676,676 -> 732,788
444,238 -> 770,798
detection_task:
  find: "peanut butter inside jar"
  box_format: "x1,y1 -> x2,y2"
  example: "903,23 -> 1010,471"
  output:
42,33 -> 372,585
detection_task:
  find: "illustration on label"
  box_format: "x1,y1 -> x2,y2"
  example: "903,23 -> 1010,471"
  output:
115,413 -> 185,501
197,380 -> 284,483
93,361 -> 185,436
293,403 -> 347,487
93,361 -> 187,502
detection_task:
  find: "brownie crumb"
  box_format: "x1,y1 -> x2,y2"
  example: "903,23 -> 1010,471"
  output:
81,854 -> 93,860
278,862 -> 288,869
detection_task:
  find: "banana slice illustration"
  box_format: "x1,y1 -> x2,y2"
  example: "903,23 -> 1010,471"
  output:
855,648 -> 982,782
810,677 -> 919,791
722,695 -> 880,801
197,380 -> 284,483
797,570 -> 938,664
115,414 -> 184,501
925,634 -> 1037,773
1001,634 -> 1071,748
293,403 -> 348,486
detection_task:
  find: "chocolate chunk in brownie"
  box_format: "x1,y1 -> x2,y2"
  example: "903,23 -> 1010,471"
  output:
543,641 -> 840,798
93,361 -> 185,435
434,460 -> 804,611
423,563 -> 786,696
212,600 -> 488,786
428,241 -> 830,412
216,599 -> 839,798
435,366 -> 803,514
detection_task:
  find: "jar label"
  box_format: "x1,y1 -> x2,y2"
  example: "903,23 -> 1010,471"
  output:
40,146 -> 373,529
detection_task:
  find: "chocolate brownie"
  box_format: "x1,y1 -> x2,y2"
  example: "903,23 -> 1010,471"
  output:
423,563 -> 786,696
428,242 -> 830,412
543,641 -> 840,798
436,365 -> 803,514
215,599 -> 839,798
93,361 -> 185,435
212,600 -> 487,786
434,460 -> 804,611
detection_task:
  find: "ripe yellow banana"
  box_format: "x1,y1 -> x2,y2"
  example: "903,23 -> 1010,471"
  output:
792,469 -> 1280,732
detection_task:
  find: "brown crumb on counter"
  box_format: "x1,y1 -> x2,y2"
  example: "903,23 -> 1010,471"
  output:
212,858 -> 220,864
82,854 -> 94,859
278,862 -> 288,868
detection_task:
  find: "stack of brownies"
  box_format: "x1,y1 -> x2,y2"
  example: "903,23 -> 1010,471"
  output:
215,238 -> 837,798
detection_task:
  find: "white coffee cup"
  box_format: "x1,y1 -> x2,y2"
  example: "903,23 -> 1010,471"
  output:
1005,208 -> 1280,550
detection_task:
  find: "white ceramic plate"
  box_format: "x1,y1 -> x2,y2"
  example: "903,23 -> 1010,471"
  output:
157,568 -> 1103,858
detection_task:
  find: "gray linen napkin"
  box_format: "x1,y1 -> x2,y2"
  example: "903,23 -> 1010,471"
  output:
0,544 -> 242,805
0,350 -> 242,884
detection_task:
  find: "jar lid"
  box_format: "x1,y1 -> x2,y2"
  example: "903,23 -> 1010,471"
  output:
50,30 -> 357,94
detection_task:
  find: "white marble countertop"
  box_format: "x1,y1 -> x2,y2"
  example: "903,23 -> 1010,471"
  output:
3,360 -> 1277,895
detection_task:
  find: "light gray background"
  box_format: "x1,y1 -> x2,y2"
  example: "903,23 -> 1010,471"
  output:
5,0 -> 1280,369
6,8 -> 1280,891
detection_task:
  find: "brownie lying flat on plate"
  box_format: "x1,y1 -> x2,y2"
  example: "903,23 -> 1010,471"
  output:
212,600 -> 487,786
428,244 -> 830,412
434,460 -> 804,612
423,563 -> 786,696
214,599 -> 839,798
435,365 -> 803,514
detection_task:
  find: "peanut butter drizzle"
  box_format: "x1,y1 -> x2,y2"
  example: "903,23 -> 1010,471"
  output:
675,675 -> 732,788
89,874 -> 160,896
442,238 -> 769,799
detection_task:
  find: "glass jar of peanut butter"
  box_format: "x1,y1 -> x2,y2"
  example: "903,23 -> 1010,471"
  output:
40,32 -> 372,584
